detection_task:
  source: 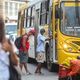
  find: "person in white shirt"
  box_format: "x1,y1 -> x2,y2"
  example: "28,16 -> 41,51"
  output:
0,16 -> 18,80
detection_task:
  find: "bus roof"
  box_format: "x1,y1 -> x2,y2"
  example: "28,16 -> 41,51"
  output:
19,0 -> 48,11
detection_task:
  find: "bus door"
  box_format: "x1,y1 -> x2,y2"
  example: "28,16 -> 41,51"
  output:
48,4 -> 60,63
47,6 -> 54,64
54,4 -> 60,62
46,0 -> 58,70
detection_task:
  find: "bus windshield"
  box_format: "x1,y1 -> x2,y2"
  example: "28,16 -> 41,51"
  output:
61,2 -> 80,37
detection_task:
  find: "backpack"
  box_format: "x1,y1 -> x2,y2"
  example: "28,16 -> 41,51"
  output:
14,36 -> 22,49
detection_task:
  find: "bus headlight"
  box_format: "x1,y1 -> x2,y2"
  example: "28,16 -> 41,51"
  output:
63,43 -> 75,52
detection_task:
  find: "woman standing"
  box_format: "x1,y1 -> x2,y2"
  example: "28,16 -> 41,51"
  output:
19,29 -> 35,75
0,16 -> 18,80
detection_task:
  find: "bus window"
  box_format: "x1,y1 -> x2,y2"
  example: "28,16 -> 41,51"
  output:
40,2 -> 46,25
26,9 -> 28,27
31,6 -> 35,27
26,7 -> 35,28
24,10 -> 27,28
40,0 -> 50,25
36,9 -> 40,25
27,8 -> 31,27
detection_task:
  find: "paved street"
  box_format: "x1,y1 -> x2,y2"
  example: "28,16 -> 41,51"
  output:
21,63 -> 58,80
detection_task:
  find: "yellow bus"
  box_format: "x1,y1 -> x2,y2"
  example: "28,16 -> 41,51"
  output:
17,0 -> 80,71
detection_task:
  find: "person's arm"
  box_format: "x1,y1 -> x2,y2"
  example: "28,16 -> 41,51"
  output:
2,39 -> 18,66
22,36 -> 28,54
40,35 -> 48,42
67,67 -> 79,76
67,61 -> 79,76
45,36 -> 52,41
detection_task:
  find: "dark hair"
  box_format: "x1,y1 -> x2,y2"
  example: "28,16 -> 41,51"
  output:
0,16 -> 5,43
40,28 -> 45,34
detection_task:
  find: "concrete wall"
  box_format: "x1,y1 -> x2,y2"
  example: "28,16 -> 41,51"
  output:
0,1 -> 5,19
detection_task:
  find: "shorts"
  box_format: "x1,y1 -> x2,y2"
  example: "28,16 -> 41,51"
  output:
36,52 -> 45,63
19,51 -> 28,63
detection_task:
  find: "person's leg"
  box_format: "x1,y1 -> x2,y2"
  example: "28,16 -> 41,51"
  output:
24,63 -> 28,72
19,51 -> 24,71
20,63 -> 23,71
35,53 -> 44,74
35,63 -> 40,73
23,63 -> 31,74
35,63 -> 42,73
39,63 -> 43,74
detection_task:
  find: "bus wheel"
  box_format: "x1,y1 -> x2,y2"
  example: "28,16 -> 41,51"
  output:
45,43 -> 52,71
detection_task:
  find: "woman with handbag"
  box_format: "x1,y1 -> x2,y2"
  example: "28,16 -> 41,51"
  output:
0,16 -> 18,80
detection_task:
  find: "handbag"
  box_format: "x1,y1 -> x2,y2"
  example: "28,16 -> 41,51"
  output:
9,55 -> 21,80
8,40 -> 21,80
2,39 -> 21,80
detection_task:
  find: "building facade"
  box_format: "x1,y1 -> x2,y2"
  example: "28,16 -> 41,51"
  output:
0,1 -> 5,18
4,0 -> 25,23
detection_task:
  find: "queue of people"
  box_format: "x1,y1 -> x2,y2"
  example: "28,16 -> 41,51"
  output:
18,28 -> 48,75
0,15 -> 52,80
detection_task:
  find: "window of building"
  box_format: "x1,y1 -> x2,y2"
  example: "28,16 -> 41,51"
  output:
5,2 -> 8,16
15,3 -> 18,15
9,2 -> 13,16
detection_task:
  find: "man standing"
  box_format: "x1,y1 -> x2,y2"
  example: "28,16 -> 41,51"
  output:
35,28 -> 46,74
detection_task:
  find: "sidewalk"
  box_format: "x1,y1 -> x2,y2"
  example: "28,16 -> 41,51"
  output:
19,63 -> 58,80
